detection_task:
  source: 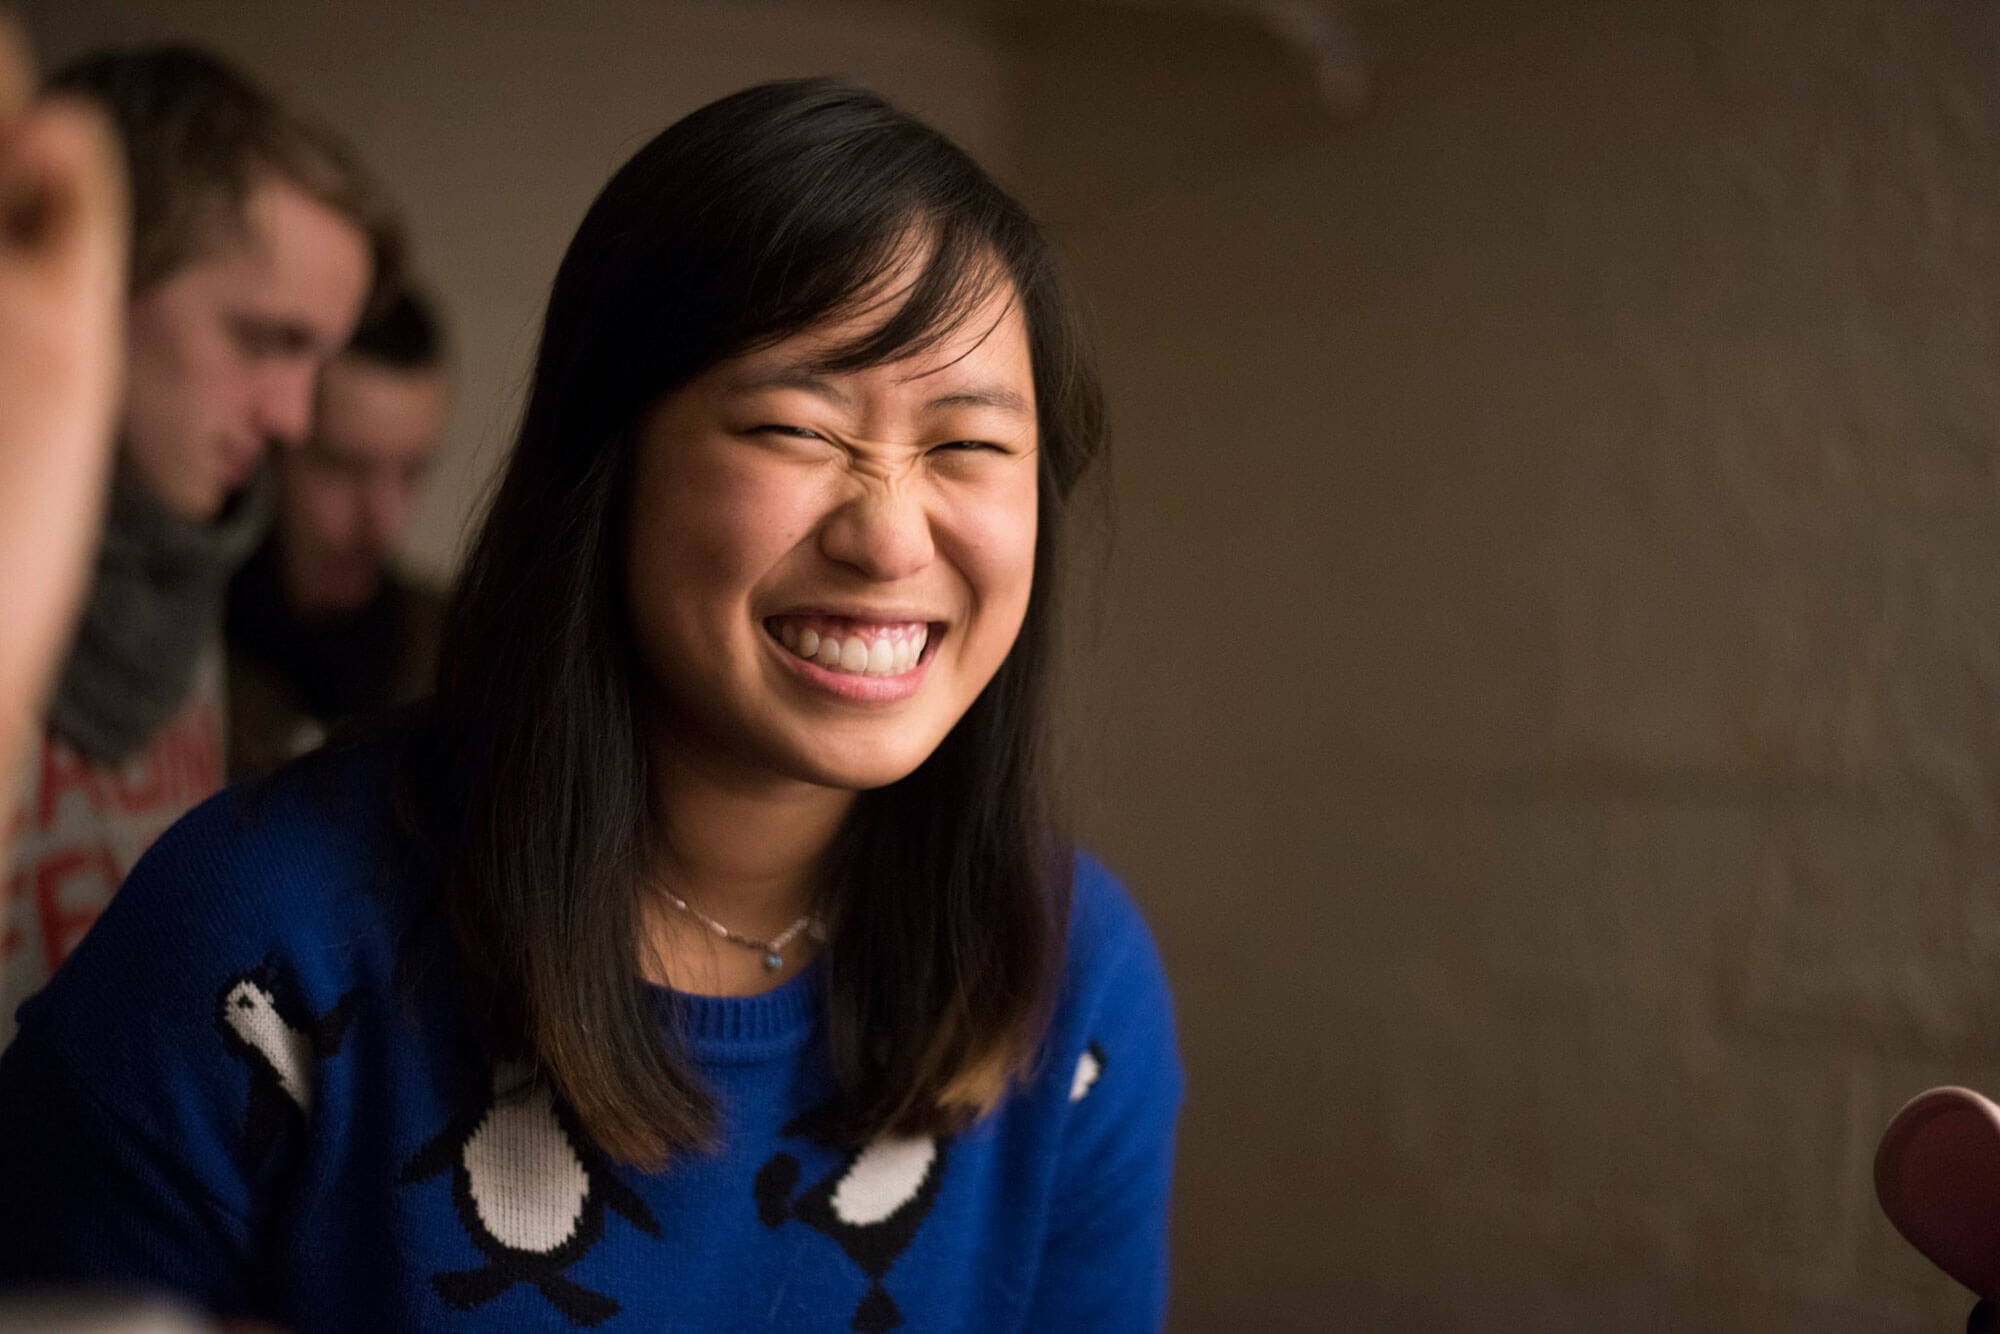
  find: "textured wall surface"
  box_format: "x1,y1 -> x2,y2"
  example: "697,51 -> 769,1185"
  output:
1027,0 -> 2000,1327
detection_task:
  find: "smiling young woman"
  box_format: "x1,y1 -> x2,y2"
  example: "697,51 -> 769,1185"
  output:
0,79 -> 1181,1333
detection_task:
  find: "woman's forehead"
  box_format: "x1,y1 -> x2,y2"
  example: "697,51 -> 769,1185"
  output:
715,289 -> 1034,409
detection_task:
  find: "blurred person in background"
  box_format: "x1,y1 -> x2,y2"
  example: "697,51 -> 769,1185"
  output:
1,44 -> 396,1044
225,284 -> 448,781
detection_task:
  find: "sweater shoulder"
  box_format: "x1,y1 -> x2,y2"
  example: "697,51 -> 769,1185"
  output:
1049,850 -> 1180,1090
1063,850 -> 1166,999
147,736 -> 407,920
1069,849 -> 1146,935
1020,850 -> 1183,1214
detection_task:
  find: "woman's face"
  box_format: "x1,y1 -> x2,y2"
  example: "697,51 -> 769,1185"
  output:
626,277 -> 1040,793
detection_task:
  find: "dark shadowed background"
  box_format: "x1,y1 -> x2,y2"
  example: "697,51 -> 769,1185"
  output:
23,0 -> 2000,1327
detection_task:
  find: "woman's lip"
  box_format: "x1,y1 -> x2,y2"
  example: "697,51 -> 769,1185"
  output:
762,621 -> 936,703
764,609 -> 943,629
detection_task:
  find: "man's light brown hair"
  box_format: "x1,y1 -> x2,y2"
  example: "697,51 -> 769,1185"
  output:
49,45 -> 402,300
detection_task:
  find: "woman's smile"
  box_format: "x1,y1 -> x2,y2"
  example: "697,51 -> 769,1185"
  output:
761,613 -> 943,703
766,613 -> 938,676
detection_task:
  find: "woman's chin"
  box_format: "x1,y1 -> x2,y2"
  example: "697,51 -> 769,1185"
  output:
760,732 -> 938,794
799,755 -> 930,794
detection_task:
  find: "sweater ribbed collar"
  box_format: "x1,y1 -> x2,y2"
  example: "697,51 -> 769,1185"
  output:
654,959 -> 824,1065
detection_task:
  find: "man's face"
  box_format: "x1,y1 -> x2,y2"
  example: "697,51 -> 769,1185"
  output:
120,176 -> 373,521
276,356 -> 446,614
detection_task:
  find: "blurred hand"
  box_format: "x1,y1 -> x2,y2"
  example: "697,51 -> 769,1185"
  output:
0,15 -> 126,817
0,1289 -> 260,1330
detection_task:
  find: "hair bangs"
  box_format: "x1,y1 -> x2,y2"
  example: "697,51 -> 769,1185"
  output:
802,216 -> 1016,376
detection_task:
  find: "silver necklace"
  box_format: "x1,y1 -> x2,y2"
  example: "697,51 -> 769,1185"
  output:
660,888 -> 825,971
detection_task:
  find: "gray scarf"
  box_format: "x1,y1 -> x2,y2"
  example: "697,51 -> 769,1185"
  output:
47,465 -> 272,764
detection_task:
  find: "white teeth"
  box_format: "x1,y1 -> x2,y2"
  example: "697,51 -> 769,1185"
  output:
774,620 -> 931,677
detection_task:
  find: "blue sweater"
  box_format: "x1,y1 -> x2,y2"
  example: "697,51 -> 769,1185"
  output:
0,745 -> 1181,1331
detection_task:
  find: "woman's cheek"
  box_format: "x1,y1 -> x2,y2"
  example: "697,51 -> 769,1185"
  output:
661,457 -> 819,584
956,482 -> 1039,613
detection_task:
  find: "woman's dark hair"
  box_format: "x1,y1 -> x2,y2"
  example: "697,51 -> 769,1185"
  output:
414,77 -> 1107,1166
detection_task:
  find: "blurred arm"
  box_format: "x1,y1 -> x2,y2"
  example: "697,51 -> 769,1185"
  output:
0,15 -> 127,829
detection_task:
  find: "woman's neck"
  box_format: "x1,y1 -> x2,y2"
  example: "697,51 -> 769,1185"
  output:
641,741 -> 854,997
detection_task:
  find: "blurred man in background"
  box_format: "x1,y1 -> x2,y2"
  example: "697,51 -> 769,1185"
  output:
226,285 -> 447,780
3,45 -> 396,1040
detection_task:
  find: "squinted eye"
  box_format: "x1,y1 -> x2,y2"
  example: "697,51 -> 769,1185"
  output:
932,441 -> 1005,455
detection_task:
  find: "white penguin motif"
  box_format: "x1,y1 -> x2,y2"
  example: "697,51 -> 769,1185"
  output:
1069,1041 -> 1106,1104
756,1116 -> 950,1334
222,978 -> 315,1109
829,1135 -> 938,1228
461,1069 -> 592,1253
401,1061 -> 660,1327
214,962 -> 356,1170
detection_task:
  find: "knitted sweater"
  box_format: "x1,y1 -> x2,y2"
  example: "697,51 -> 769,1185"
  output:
0,743 -> 1182,1332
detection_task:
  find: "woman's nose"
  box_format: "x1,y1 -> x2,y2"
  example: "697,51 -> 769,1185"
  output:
816,483 -> 936,581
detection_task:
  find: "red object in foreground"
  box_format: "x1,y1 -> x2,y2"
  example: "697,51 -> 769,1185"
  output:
1877,1086 -> 2000,1302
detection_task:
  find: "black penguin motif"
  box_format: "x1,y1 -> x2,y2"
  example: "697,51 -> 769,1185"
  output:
754,1115 -> 949,1333
214,960 -> 357,1171
400,1061 -> 661,1327
1069,1040 -> 1106,1103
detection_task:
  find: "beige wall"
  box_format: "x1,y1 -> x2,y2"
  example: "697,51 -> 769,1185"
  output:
19,0 -> 1019,586
1026,0 -> 2000,1327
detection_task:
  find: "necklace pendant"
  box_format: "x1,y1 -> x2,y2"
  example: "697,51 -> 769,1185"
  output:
763,950 -> 784,971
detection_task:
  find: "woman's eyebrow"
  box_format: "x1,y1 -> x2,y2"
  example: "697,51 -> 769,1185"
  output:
729,369 -> 1030,418
923,385 -> 1032,416
728,369 -> 855,405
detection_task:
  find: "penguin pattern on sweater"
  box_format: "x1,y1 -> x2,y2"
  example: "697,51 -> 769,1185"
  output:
401,1061 -> 663,1325
0,743 -> 1181,1332
214,958 -> 356,1174
754,1115 -> 949,1333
